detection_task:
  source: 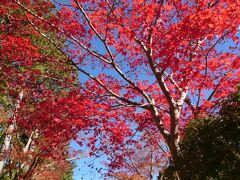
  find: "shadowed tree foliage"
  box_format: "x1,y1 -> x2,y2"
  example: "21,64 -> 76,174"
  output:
177,90 -> 240,180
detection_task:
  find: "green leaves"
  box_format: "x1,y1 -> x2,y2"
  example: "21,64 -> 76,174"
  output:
178,91 -> 240,179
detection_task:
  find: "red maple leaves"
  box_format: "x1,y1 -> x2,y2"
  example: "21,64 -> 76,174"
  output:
1,0 -> 240,177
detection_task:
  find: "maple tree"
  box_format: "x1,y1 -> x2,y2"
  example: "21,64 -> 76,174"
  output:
0,1 -> 87,179
1,0 -> 240,179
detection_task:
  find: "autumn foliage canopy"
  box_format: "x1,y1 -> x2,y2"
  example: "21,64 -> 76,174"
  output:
0,0 -> 240,178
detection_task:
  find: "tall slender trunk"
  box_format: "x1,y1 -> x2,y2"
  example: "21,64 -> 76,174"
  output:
0,91 -> 23,175
0,124 -> 14,174
168,105 -> 185,180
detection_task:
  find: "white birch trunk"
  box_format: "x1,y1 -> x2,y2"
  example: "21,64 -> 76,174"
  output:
0,91 -> 23,175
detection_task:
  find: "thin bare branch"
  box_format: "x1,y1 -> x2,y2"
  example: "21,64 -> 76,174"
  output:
204,32 -> 227,76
